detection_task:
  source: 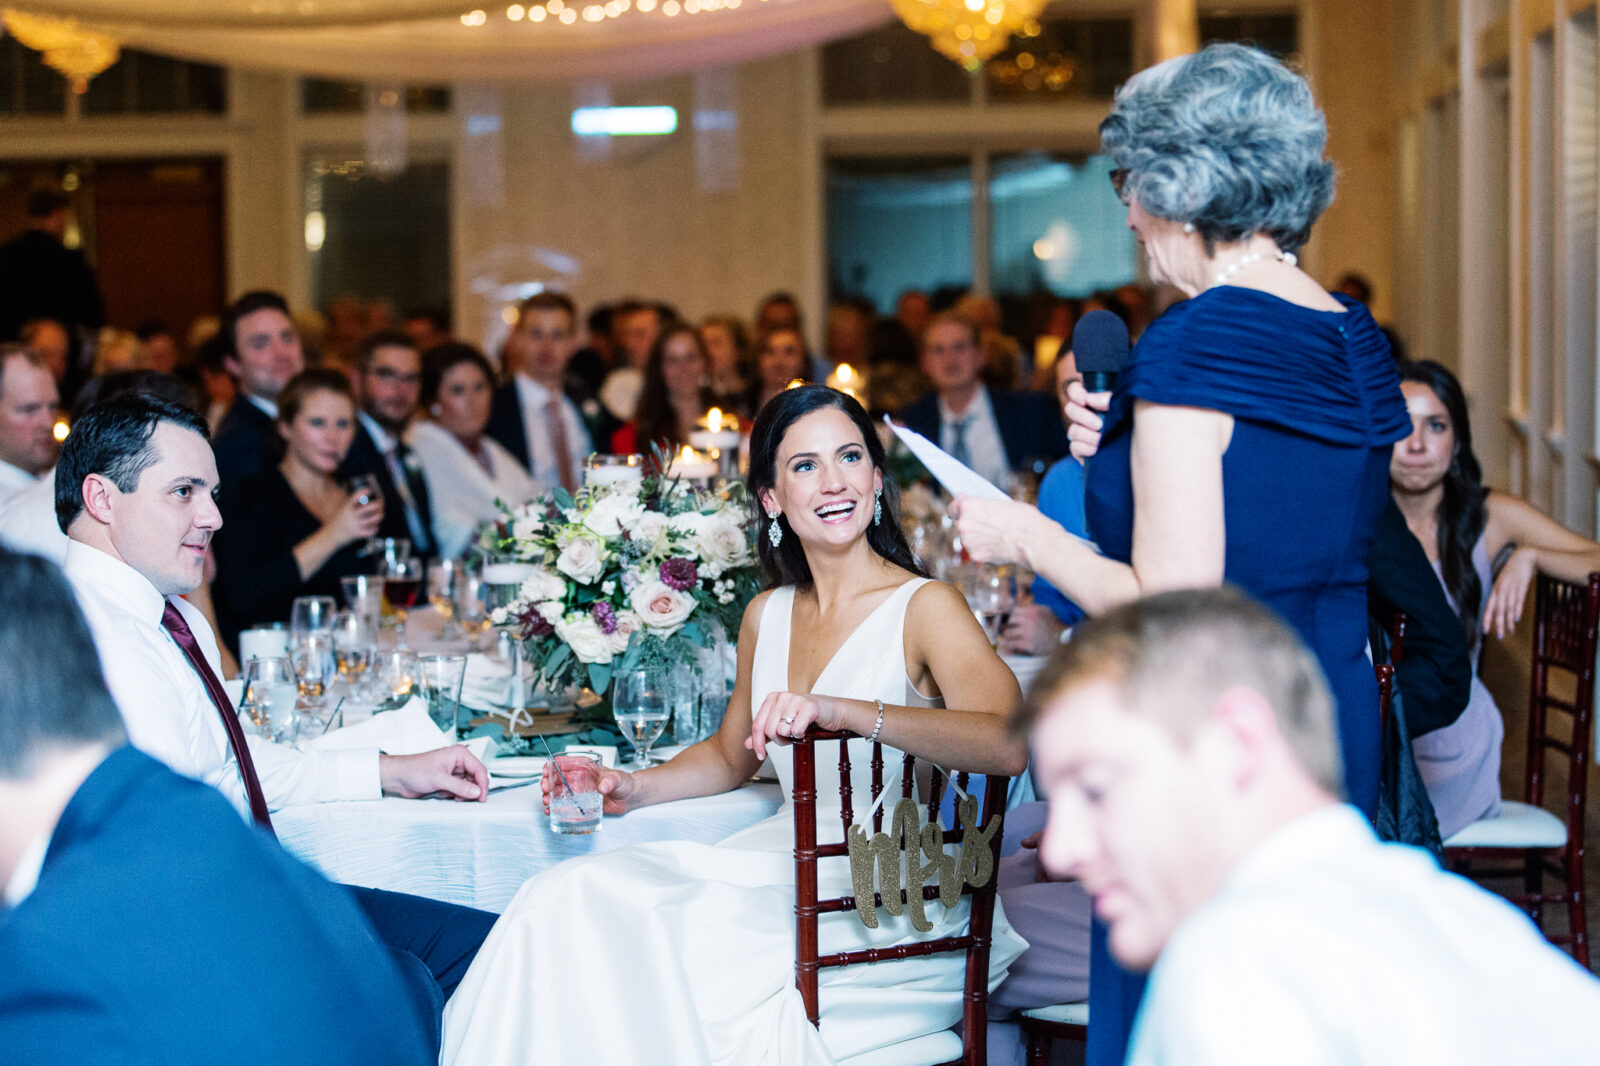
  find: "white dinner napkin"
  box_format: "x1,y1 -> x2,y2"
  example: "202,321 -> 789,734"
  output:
312,696 -> 494,764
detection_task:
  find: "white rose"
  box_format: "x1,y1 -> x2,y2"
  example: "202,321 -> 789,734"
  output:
585,492 -> 647,539
489,606 -> 510,626
519,566 -> 567,603
510,510 -> 545,544
608,609 -> 641,654
631,511 -> 671,552
555,614 -> 614,664
555,536 -> 606,584
669,510 -> 709,538
696,517 -> 751,578
629,579 -> 697,636
536,600 -> 564,625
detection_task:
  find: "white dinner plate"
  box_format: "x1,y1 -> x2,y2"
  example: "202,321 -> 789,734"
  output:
487,755 -> 546,778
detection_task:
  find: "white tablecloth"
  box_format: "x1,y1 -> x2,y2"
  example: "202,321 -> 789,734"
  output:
276,781 -> 784,913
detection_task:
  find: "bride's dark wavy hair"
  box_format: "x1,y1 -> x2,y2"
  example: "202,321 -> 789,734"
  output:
1397,360 -> 1489,646
746,385 -> 927,589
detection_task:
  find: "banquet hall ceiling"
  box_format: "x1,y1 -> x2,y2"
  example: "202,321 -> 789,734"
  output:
4,0 -> 899,82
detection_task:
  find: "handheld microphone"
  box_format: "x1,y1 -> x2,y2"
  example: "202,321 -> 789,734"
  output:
1072,310 -> 1131,393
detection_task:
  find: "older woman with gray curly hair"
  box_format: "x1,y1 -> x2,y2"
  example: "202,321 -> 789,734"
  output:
952,43 -> 1410,1062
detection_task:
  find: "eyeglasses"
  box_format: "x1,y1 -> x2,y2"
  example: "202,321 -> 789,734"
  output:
1109,168 -> 1131,205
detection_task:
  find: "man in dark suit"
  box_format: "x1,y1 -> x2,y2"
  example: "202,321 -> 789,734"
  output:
486,291 -> 607,490
211,290 -> 305,510
343,330 -> 436,555
0,549 -> 437,1065
0,188 -> 104,403
897,311 -> 1068,488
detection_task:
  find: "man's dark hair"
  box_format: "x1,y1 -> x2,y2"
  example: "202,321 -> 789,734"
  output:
0,549 -> 126,779
404,306 -> 451,334
56,395 -> 210,534
517,291 -> 577,328
585,305 -> 614,338
24,187 -> 70,220
357,329 -> 418,372
220,290 -> 291,359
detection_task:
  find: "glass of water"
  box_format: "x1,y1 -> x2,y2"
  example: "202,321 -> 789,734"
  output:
967,564 -> 1017,648
288,629 -> 338,715
546,751 -> 603,834
332,609 -> 377,701
241,656 -> 298,743
667,661 -> 700,751
612,667 -> 669,769
417,654 -> 468,740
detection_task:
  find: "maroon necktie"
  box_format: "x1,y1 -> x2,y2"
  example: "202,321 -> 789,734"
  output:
161,601 -> 276,834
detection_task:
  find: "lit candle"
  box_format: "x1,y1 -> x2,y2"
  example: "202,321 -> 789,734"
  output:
688,406 -> 741,459
825,362 -> 864,402
667,444 -> 717,482
583,453 -> 645,487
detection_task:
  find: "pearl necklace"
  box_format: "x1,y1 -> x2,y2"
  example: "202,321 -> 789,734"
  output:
1210,249 -> 1297,289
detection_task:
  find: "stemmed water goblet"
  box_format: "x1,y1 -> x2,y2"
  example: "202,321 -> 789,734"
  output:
966,564 -> 1017,648
612,667 -> 670,769
241,656 -> 298,743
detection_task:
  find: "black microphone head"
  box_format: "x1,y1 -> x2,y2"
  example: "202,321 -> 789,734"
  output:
1071,309 -> 1131,378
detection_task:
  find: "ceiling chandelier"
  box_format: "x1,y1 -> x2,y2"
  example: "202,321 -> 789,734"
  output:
890,0 -> 1048,71
2,9 -> 120,93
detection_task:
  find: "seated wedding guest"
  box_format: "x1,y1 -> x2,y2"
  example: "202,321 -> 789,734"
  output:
1392,360 -> 1600,838
742,324 -> 813,418
899,312 -> 1066,491
212,290 -> 305,510
56,394 -> 495,1031
403,306 -> 452,354
342,330 -> 436,556
485,291 -> 596,494
0,549 -> 438,1066
955,293 -> 1023,390
409,343 -> 537,559
1022,587 -> 1600,1064
442,385 -> 1029,1064
825,303 -> 873,369
864,316 -> 930,417
896,288 -> 931,339
755,289 -> 803,335
564,304 -> 613,397
698,313 -> 751,410
211,370 -> 381,652
18,317 -> 70,385
597,298 -> 663,422
1000,347 -> 1086,654
0,345 -> 59,502
610,325 -> 714,456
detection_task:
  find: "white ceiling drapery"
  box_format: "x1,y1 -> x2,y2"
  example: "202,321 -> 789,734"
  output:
6,0 -> 898,83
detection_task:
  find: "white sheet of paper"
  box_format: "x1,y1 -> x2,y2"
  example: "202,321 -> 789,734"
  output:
884,417 -> 1010,502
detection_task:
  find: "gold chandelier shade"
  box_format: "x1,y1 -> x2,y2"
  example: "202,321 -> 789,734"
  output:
890,0 -> 1048,71
3,9 -> 121,93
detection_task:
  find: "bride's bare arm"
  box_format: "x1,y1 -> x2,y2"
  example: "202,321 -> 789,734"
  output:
592,593 -> 768,814
747,582 -> 1027,776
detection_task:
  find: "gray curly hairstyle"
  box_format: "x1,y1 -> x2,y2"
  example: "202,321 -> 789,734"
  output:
1099,43 -> 1335,255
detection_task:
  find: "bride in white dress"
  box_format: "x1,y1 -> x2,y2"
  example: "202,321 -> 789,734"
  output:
443,385 -> 1029,1065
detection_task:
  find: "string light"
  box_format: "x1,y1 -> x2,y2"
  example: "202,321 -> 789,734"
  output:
462,0 -> 754,25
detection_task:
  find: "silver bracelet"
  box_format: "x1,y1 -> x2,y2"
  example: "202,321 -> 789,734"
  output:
867,699 -> 885,744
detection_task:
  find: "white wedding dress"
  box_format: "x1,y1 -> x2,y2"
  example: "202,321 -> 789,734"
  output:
441,577 -> 1027,1065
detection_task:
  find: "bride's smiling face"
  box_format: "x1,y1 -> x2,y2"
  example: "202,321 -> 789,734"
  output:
761,407 -> 882,548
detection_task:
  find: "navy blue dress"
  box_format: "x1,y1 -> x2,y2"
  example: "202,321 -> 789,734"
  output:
1080,287 -> 1409,1062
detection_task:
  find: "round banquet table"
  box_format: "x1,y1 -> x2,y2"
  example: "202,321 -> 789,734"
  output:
270,607 -> 1046,911
275,781 -> 783,913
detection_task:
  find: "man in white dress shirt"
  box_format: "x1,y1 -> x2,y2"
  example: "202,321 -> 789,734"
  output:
486,291 -> 593,495
54,393 -> 496,1026
1021,587 -> 1600,1066
0,345 -> 59,503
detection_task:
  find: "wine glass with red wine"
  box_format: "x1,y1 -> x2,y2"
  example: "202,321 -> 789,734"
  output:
382,556 -> 425,648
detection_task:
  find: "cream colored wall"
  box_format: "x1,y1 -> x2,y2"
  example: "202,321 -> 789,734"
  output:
455,54 -> 812,351
1301,0 -> 1399,322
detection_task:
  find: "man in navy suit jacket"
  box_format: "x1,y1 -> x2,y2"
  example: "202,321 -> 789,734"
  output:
341,330 -> 437,555
897,311 -> 1068,488
0,550 -> 436,1065
211,291 -> 305,511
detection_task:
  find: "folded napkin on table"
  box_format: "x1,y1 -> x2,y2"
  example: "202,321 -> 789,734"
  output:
312,696 -> 494,765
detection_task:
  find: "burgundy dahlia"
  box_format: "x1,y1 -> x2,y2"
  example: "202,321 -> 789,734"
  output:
591,601 -> 618,635
659,557 -> 698,591
519,605 -> 554,639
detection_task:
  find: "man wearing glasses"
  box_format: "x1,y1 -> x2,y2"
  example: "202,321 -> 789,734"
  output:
343,330 -> 436,557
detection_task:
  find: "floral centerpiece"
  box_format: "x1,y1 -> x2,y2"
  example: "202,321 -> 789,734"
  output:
484,470 -> 764,713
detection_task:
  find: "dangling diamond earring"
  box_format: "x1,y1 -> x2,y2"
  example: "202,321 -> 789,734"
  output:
872,488 -> 883,526
767,513 -> 783,548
